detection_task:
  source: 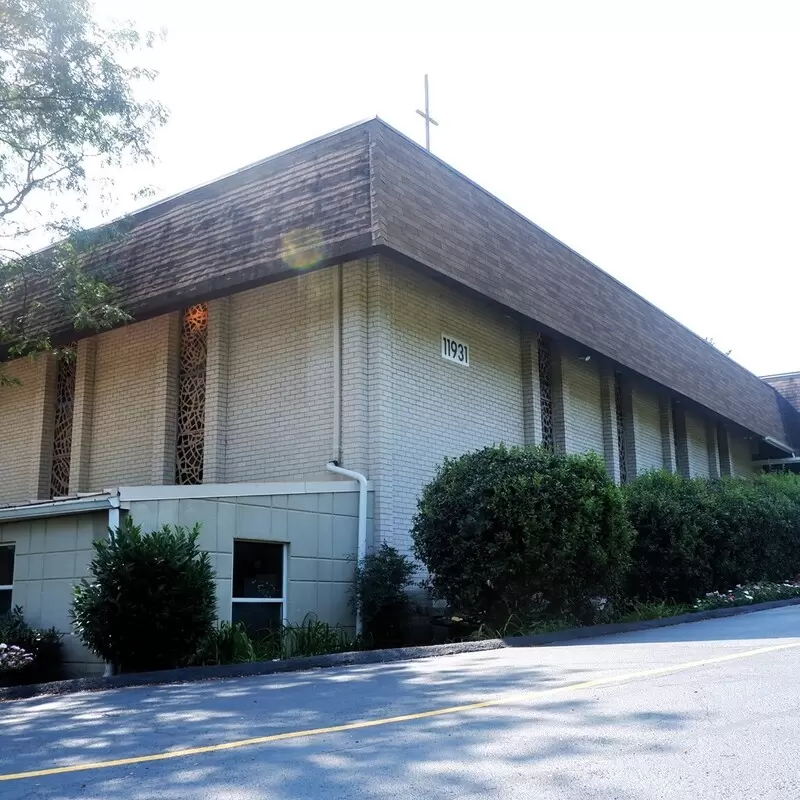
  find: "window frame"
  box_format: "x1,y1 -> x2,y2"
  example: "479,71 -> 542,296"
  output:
230,540 -> 288,627
0,543 -> 15,613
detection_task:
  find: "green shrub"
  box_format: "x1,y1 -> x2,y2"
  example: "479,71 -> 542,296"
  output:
71,516 -> 217,673
623,471 -> 716,602
353,544 -> 415,647
0,606 -> 63,685
411,445 -> 634,622
624,471 -> 800,603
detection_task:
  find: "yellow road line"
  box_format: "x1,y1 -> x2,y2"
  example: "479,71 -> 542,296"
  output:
2,640 -> 798,783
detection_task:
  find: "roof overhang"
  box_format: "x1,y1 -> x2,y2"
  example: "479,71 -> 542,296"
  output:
0,493 -> 118,523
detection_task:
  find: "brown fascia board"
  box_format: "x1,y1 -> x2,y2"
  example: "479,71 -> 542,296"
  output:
14,120 -> 378,343
365,118 -> 797,446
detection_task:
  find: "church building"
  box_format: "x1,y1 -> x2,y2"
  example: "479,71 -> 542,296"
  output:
1,118 -> 798,674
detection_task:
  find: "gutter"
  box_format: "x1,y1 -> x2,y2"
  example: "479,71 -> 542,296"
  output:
0,493 -> 118,523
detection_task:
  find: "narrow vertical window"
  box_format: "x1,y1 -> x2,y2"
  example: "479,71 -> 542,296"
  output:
175,304 -> 208,485
50,351 -> 76,498
615,374 -> 628,483
231,541 -> 286,635
537,333 -> 554,449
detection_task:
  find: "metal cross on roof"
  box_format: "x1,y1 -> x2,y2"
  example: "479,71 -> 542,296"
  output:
416,74 -> 439,152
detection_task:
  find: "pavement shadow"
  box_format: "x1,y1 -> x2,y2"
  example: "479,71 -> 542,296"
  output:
1,648 -> 694,800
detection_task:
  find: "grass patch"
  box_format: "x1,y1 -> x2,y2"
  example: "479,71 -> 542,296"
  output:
616,600 -> 692,623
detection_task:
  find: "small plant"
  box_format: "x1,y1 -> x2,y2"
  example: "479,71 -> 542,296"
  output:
194,622 -> 257,666
71,516 -> 217,673
617,599 -> 692,623
468,613 -> 578,641
0,606 -> 63,684
693,580 -> 800,611
353,544 -> 415,648
0,643 -> 34,672
282,614 -> 359,658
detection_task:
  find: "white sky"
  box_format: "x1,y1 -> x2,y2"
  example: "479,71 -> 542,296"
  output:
93,0 -> 800,377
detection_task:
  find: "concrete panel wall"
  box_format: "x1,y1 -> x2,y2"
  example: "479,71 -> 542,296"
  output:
367,258 -> 525,554
632,385 -> 664,474
127,490 -> 372,631
224,270 -> 334,482
0,512 -> 107,676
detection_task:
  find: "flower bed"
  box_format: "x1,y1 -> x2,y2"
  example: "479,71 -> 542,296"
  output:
693,580 -> 800,611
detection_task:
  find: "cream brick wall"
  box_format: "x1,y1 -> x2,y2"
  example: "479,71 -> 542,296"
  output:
225,269 -> 335,482
367,258 -> 525,553
631,384 -> 663,473
730,431 -> 756,476
559,351 -> 604,456
0,357 -> 49,504
685,409 -> 711,478
87,315 -> 177,489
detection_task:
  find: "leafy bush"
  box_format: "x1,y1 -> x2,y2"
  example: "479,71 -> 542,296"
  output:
623,472 -> 716,602
0,606 -> 63,685
353,544 -> 415,647
71,516 -> 217,673
412,445 -> 634,622
625,472 -> 800,603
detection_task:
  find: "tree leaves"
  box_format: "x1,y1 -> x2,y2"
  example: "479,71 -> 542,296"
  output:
0,0 -> 167,368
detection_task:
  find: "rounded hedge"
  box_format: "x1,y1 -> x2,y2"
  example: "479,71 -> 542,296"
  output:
71,516 -> 217,673
411,445 -> 634,622
624,471 -> 800,603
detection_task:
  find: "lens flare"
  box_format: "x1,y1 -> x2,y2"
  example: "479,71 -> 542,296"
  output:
281,227 -> 325,271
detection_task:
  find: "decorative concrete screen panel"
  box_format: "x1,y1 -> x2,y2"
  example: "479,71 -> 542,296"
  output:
0,512 -> 108,676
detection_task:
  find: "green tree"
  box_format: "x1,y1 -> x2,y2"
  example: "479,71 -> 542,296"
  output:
0,0 -> 168,373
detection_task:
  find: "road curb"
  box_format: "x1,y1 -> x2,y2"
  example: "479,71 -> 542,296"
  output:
3,596 -> 799,702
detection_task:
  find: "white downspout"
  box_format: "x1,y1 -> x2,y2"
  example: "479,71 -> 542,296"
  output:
332,263 -> 342,464
325,462 -> 367,636
104,493 -> 121,678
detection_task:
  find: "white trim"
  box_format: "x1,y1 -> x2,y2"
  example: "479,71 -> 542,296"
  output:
753,456 -> 800,466
231,597 -> 283,604
231,540 -> 287,628
282,543 -> 289,625
117,480 -> 370,503
762,435 -> 795,456
0,494 -> 115,523
1,542 -> 14,599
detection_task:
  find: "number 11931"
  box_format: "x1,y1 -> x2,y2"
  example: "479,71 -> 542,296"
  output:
441,334 -> 469,366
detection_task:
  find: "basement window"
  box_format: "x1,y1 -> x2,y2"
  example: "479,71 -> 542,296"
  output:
0,545 -> 14,615
231,541 -> 286,635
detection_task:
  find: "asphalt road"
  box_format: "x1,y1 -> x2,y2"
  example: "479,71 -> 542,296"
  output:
2,605 -> 799,799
